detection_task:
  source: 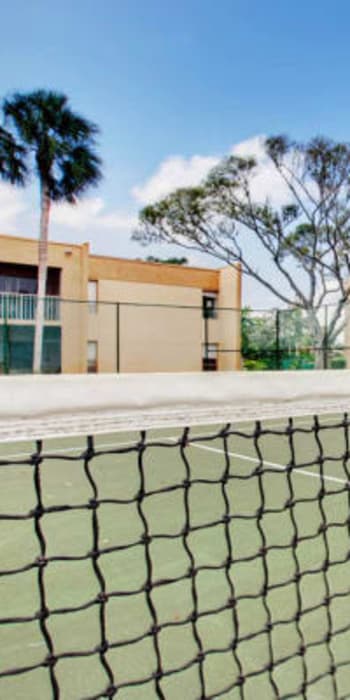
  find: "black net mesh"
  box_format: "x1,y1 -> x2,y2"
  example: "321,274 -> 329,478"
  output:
1,416 -> 350,699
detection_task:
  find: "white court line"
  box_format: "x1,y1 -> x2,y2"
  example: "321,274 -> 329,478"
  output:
189,442 -> 348,486
0,437 -> 143,461
234,414 -> 340,430
1,414 -> 342,461
2,413 -> 347,494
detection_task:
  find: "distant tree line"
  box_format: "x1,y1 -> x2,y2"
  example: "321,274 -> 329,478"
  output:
145,256 -> 188,265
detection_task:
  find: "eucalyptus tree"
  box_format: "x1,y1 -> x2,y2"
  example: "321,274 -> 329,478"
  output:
2,90 -> 102,372
135,136 -> 350,366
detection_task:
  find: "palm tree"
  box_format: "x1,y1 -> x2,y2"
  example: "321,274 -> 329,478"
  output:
2,90 -> 102,372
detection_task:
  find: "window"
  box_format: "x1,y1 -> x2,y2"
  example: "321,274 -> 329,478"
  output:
202,343 -> 218,371
87,341 -> 98,373
88,281 -> 98,313
202,292 -> 218,319
0,275 -> 37,294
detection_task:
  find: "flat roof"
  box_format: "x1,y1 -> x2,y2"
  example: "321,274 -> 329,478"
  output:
0,233 -> 225,272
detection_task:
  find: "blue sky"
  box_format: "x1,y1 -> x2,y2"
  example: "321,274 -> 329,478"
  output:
1,0 -> 350,305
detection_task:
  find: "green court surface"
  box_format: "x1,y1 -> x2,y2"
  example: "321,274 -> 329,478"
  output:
0,415 -> 350,699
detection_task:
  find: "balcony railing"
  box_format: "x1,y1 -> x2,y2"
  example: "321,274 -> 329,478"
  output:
0,293 -> 60,322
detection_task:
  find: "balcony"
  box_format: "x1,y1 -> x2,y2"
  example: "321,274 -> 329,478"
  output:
0,293 -> 60,322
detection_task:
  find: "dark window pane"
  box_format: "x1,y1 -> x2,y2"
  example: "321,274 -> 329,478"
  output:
202,358 -> 217,371
202,293 -> 217,319
0,263 -> 60,295
87,341 -> 98,372
0,325 -> 61,374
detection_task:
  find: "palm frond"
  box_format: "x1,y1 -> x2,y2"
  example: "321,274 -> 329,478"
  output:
55,145 -> 102,201
0,126 -> 28,185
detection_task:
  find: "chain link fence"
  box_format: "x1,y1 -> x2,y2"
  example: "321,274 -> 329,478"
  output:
0,293 -> 348,373
241,305 -> 348,371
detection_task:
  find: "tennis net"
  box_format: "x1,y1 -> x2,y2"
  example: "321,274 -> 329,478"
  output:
1,371 -> 350,699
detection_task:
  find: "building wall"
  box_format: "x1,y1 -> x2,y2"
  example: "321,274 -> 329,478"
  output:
199,265 -> 241,370
88,256 -> 241,373
89,255 -> 220,291
218,265 -> 241,370
88,280 -> 203,372
0,234 -> 242,374
0,234 -> 89,373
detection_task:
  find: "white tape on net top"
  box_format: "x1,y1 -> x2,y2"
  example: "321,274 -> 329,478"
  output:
0,370 -> 349,442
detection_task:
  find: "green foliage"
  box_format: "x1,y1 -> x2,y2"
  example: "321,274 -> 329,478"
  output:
2,90 -> 102,201
330,353 -> 347,369
241,308 -> 279,370
145,256 -> 188,265
0,126 -> 27,185
241,307 -> 332,371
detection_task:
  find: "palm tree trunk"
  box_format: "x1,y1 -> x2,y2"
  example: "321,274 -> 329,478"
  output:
33,183 -> 50,373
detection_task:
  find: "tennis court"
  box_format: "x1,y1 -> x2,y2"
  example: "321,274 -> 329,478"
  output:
1,372 -> 350,699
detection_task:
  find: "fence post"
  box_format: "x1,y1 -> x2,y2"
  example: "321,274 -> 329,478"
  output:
3,303 -> 9,374
116,302 -> 120,373
275,309 -> 281,370
323,305 -> 328,369
204,308 -> 209,370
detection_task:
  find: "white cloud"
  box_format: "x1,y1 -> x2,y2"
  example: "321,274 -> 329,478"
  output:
0,136 -> 301,306
51,197 -> 137,233
131,136 -> 294,209
231,135 -> 294,207
231,134 -> 266,160
0,183 -> 28,232
0,133 -> 293,268
132,154 -> 219,205
0,134 -> 293,244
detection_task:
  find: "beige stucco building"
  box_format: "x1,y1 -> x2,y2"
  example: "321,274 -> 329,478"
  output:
0,233 -> 241,374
